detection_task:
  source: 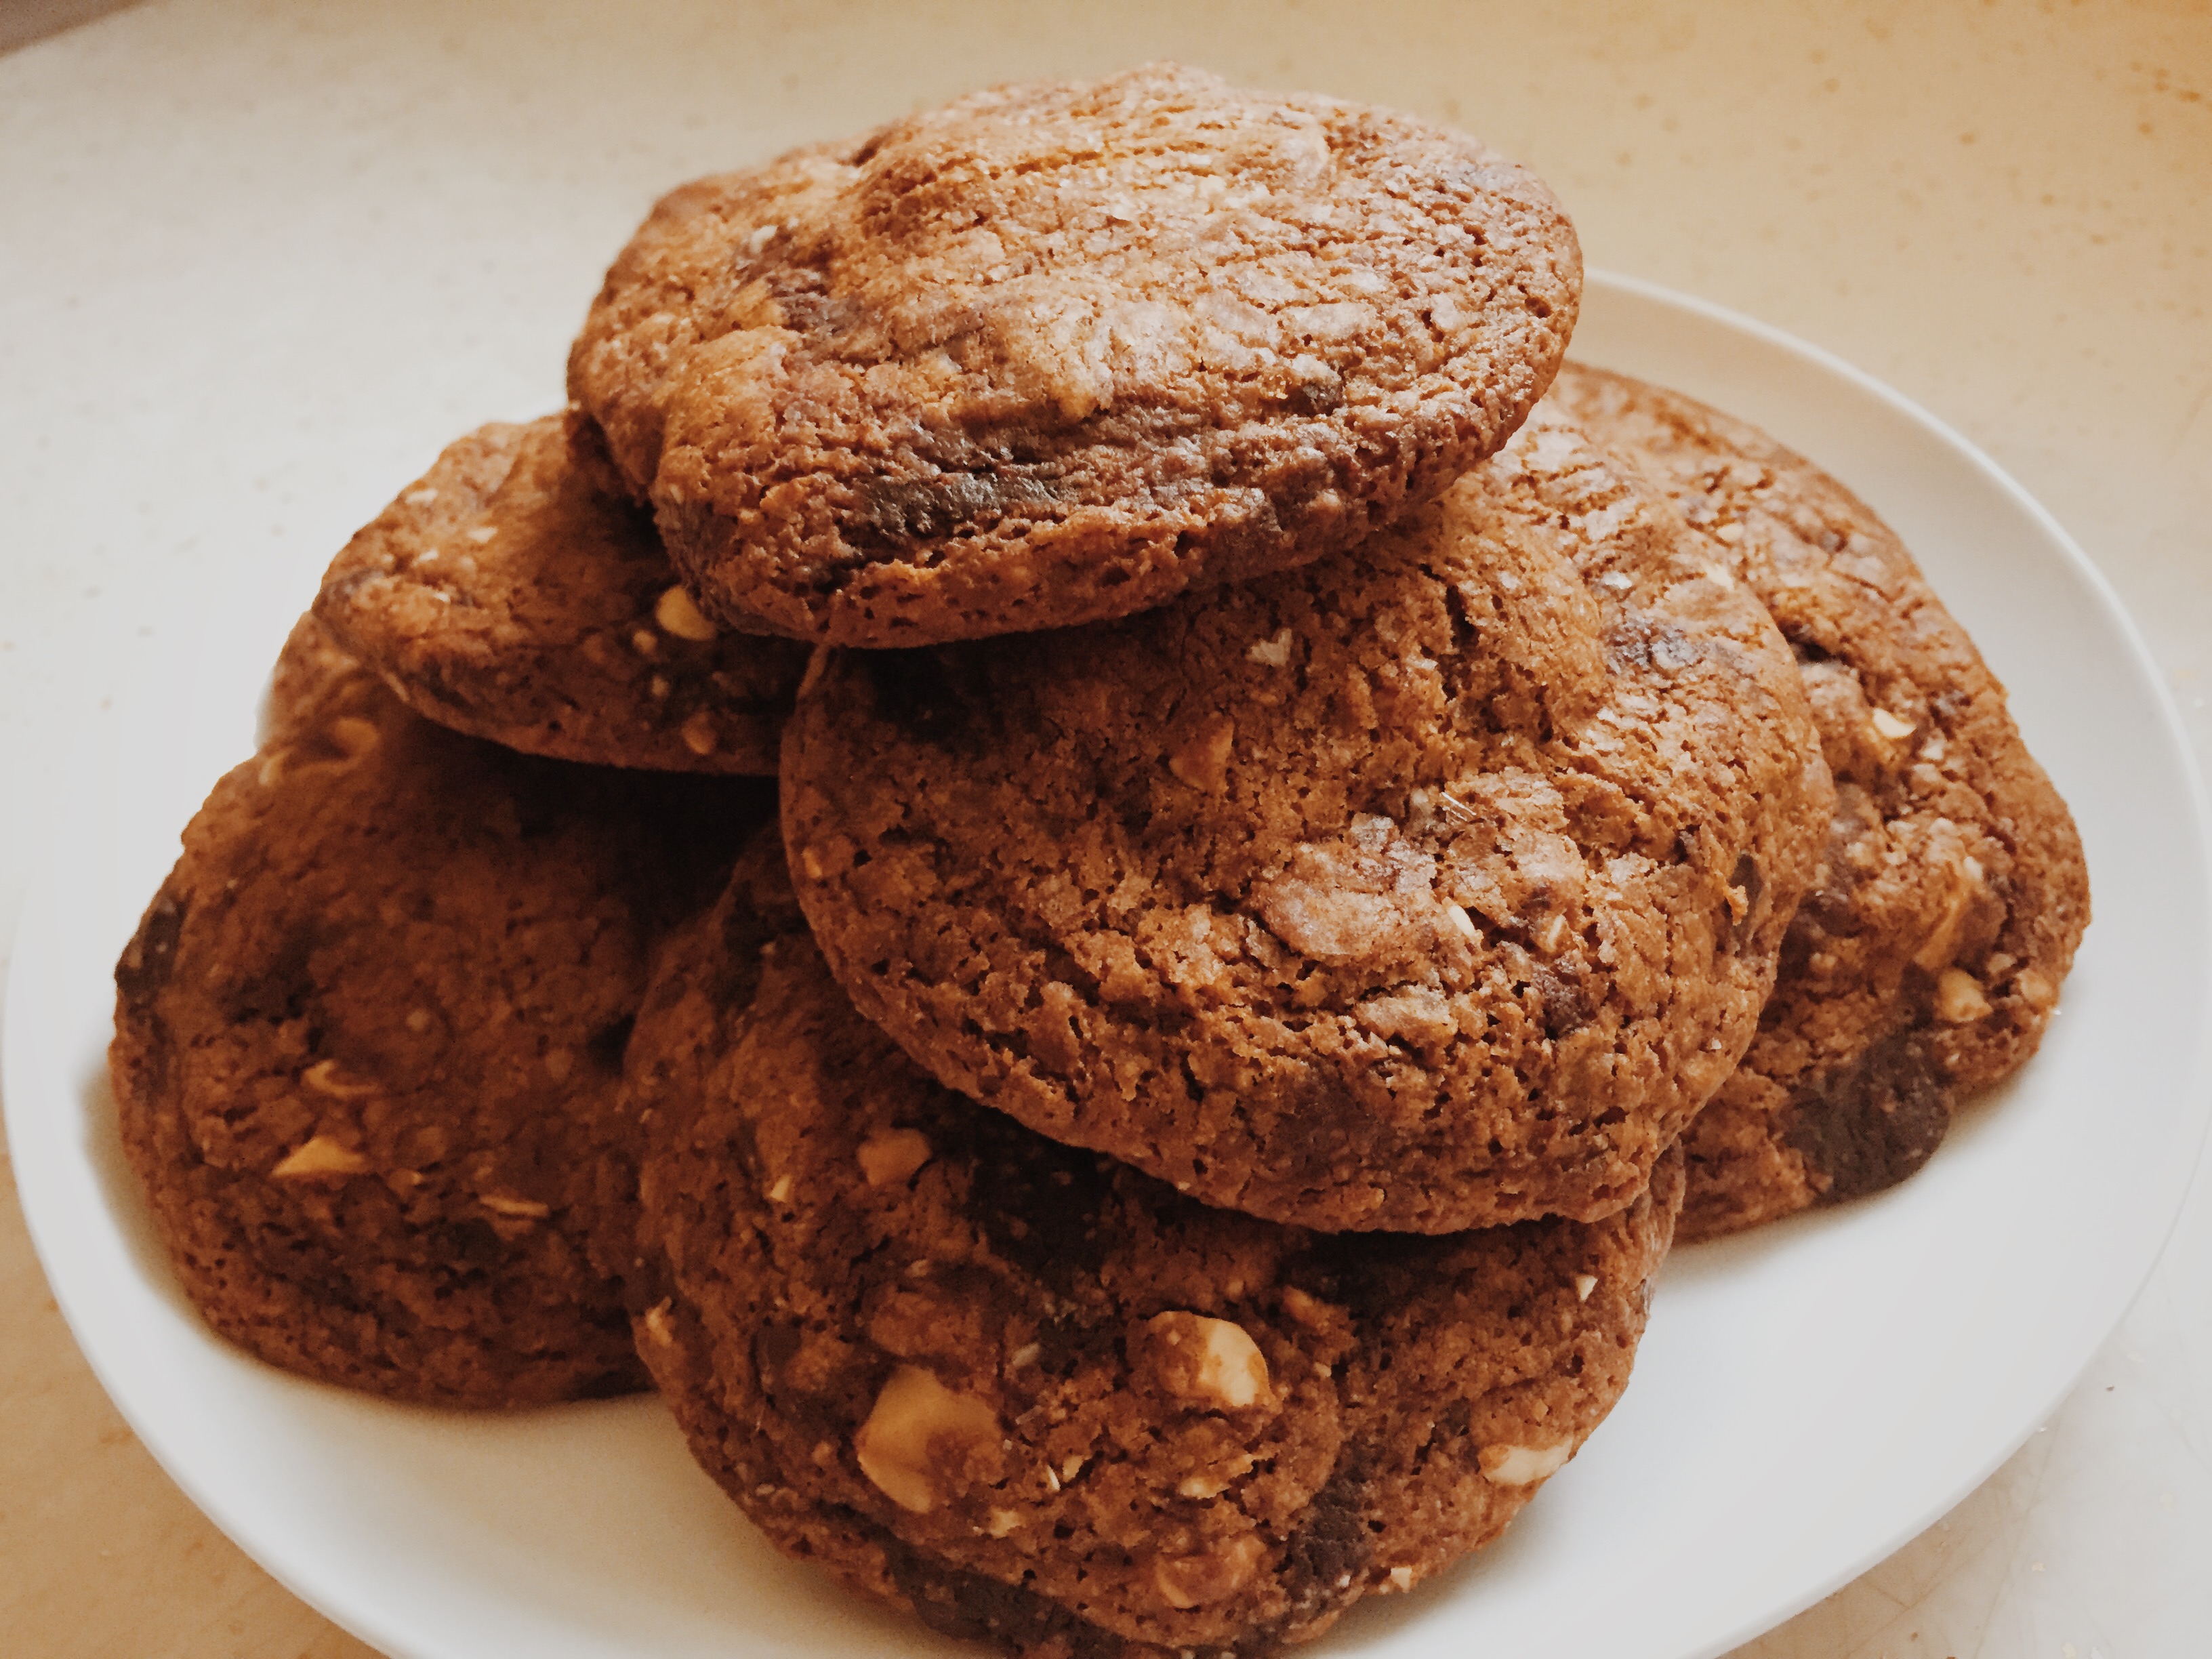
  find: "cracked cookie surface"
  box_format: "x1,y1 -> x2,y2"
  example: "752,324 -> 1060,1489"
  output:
783,405 -> 1830,1233
628,846 -> 1683,1658
110,641 -> 770,1406
314,412 -> 807,773
1551,365 -> 2089,1238
571,62 -> 1580,647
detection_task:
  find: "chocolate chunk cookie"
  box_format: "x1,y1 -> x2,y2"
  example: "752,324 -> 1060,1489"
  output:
314,412 -> 808,773
1550,365 -> 2089,1239
110,647 -> 771,1406
630,848 -> 1683,1658
783,406 -> 1830,1233
570,62 -> 1581,647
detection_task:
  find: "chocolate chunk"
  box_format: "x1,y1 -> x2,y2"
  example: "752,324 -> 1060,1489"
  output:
1277,1460 -> 1376,1621
115,884 -> 187,1012
1782,1029 -> 1950,1202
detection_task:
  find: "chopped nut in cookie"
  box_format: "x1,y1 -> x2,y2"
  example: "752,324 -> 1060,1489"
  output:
857,1128 -> 933,1187
479,1193 -> 550,1219
302,1059 -> 378,1099
655,583 -> 720,641
680,711 -> 718,756
1151,1535 -> 1265,1610
1935,968 -> 1992,1024
1479,1440 -> 1574,1485
1166,716 -> 1237,793
270,1134 -> 370,1179
1143,1312 -> 1274,1412
853,1365 -> 1004,1514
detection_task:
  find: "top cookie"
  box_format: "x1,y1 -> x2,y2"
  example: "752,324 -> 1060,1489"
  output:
570,62 -> 1581,647
314,412 -> 808,773
1550,365 -> 2089,1238
783,405 -> 1831,1234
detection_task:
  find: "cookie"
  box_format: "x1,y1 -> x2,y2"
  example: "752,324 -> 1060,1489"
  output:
262,610 -> 361,741
628,848 -> 1684,1658
314,412 -> 809,773
782,405 -> 1831,1233
1549,365 -> 2089,1238
110,645 -> 772,1406
570,62 -> 1581,647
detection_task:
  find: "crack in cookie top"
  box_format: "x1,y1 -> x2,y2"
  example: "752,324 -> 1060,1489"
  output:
570,62 -> 1581,647
314,413 -> 807,774
782,406 -> 1832,1234
1549,365 -> 2089,1240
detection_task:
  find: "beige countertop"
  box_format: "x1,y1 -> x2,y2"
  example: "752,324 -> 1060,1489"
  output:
3,1 -> 2207,1654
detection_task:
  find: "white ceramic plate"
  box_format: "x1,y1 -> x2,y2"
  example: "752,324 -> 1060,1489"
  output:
9,273 -> 2211,1659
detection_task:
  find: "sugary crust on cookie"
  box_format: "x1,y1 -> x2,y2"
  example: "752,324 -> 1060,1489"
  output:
783,406 -> 1830,1233
110,653 -> 770,1406
570,62 -> 1581,647
630,856 -> 1682,1657
314,412 -> 807,773
1550,364 -> 2089,1238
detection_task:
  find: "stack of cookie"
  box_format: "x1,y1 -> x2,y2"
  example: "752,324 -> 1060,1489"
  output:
109,63 -> 2087,1658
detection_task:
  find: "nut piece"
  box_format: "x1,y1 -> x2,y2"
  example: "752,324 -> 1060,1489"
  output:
857,1128 -> 933,1187
1573,1273 -> 1598,1303
1934,967 -> 1993,1024
1176,1452 -> 1256,1500
1870,707 -> 1916,742
480,1193 -> 550,1219
1151,1535 -> 1265,1610
680,711 -> 718,756
327,716 -> 381,760
1912,848 -> 1990,972
1479,1440 -> 1574,1486
270,1135 -> 370,1179
655,583 -> 721,641
302,1059 -> 378,1099
853,1366 -> 1002,1514
1166,716 -> 1236,793
1145,1312 -> 1273,1412
1246,628 -> 1294,668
